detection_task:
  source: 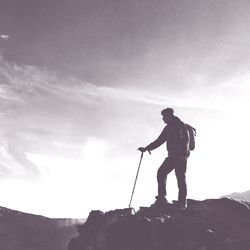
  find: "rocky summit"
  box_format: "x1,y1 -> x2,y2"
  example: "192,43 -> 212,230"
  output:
68,198 -> 250,250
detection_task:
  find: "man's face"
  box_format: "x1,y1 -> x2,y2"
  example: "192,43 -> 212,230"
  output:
162,114 -> 171,124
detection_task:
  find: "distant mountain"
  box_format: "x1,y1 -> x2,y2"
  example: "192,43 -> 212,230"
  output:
222,190 -> 250,201
0,206 -> 85,250
68,198 -> 250,250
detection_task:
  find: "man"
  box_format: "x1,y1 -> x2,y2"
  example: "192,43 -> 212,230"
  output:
138,108 -> 190,209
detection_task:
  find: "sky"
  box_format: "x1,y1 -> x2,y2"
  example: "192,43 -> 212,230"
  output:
1,0 -> 250,218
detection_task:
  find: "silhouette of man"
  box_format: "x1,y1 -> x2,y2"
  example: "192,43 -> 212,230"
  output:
138,108 -> 190,209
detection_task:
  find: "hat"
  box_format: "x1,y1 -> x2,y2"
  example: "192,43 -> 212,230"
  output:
161,108 -> 174,116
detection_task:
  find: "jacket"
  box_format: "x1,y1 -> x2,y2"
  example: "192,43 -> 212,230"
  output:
146,116 -> 190,157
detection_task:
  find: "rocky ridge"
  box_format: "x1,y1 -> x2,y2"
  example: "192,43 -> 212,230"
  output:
68,198 -> 250,250
0,206 -> 84,250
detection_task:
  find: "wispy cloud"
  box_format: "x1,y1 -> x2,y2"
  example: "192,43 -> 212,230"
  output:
2,52 -> 250,115
0,34 -> 9,40
1,53 -> 250,199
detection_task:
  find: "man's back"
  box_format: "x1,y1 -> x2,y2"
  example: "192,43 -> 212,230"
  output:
165,116 -> 189,157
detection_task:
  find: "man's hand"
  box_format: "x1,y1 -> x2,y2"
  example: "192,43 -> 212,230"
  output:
137,147 -> 151,154
137,147 -> 147,153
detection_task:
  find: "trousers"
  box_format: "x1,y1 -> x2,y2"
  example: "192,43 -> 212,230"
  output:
157,155 -> 187,202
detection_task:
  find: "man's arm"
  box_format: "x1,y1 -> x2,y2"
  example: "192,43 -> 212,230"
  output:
138,126 -> 168,153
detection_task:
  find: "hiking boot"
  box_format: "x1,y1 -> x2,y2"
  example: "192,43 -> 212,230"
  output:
172,200 -> 187,210
151,196 -> 169,208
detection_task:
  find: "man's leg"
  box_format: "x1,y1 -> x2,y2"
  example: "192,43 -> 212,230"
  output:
157,157 -> 175,200
174,156 -> 187,206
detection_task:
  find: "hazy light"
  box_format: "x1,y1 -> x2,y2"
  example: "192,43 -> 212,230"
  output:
0,34 -> 9,40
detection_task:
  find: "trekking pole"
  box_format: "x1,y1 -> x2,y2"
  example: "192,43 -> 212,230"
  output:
128,152 -> 144,208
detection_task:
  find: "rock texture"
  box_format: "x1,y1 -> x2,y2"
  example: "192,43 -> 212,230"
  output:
68,198 -> 250,250
223,190 -> 250,202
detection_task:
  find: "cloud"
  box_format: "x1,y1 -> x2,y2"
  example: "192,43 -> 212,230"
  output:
0,57 -> 167,181
1,53 -> 250,212
0,34 -> 9,40
2,52 -> 250,116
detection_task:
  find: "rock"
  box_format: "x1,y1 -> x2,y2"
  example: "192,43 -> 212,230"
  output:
68,198 -> 250,250
0,206 -> 81,250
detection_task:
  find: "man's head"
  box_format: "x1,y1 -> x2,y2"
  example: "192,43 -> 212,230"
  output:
161,108 -> 174,124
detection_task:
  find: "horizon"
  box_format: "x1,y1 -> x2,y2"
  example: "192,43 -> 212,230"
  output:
1,0 -> 250,218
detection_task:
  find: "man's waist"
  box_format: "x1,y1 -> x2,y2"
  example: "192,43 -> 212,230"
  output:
168,150 -> 189,158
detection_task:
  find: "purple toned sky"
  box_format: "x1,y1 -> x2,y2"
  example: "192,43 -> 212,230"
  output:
1,0 -> 250,218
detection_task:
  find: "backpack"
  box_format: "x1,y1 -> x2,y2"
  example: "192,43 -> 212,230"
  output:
185,124 -> 196,151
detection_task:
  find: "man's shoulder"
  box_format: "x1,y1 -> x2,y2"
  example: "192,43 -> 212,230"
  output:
159,125 -> 169,137
162,125 -> 169,132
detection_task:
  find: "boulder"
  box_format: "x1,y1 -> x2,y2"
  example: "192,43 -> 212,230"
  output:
68,198 -> 250,250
